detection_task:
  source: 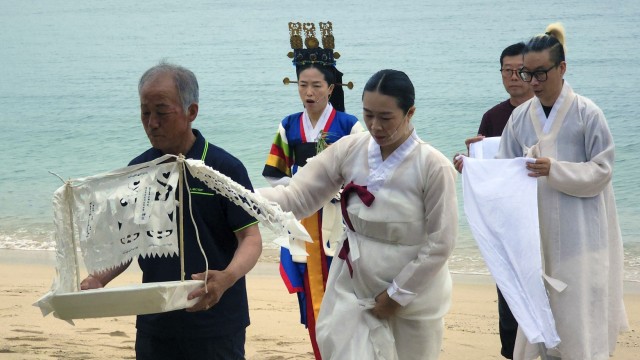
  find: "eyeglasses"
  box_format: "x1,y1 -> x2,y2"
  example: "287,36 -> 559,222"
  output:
500,68 -> 521,78
519,64 -> 559,82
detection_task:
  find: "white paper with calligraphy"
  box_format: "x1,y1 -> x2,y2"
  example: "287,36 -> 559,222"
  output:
35,154 -> 310,322
74,158 -> 180,274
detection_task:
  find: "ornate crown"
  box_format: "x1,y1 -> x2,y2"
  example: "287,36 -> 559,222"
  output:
287,21 -> 340,67
283,22 -> 353,91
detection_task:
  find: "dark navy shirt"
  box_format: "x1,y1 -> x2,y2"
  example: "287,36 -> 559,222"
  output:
130,129 -> 258,338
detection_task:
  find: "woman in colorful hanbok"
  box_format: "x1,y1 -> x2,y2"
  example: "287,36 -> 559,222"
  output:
262,22 -> 363,359
260,69 -> 457,360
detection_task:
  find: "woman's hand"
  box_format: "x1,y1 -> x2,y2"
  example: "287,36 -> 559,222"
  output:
371,290 -> 401,320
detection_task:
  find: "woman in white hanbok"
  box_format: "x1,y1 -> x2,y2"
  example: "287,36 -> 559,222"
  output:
259,70 -> 457,360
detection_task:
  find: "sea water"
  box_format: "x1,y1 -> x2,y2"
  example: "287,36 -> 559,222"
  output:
0,0 -> 638,280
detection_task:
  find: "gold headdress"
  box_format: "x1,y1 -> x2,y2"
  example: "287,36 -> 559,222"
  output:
287,21 -> 340,66
283,22 -> 353,111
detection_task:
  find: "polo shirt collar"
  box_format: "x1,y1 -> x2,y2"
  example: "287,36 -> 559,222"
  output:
184,129 -> 207,161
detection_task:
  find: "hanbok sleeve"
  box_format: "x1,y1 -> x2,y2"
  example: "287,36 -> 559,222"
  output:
392,152 -> 458,295
350,121 -> 365,134
258,137 -> 347,220
263,123 -> 293,181
547,107 -> 614,197
496,115 -> 524,159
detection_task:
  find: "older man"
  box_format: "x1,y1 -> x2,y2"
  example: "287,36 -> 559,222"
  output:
81,62 -> 262,360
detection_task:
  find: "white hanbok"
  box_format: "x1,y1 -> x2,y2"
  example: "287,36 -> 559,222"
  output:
259,131 -> 457,360
497,82 -> 629,360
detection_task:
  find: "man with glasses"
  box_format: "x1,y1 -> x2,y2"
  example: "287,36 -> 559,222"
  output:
497,23 -> 628,359
453,42 -> 533,359
454,42 -> 533,172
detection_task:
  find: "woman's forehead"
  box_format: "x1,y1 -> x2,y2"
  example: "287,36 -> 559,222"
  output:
299,67 -> 326,80
362,91 -> 401,112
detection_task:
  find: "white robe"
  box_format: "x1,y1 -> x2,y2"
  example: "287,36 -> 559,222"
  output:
259,131 -> 457,360
497,82 -> 629,360
462,156 -> 561,348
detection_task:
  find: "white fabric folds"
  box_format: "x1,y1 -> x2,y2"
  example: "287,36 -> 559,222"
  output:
462,156 -> 560,348
469,136 -> 501,160
317,297 -> 398,360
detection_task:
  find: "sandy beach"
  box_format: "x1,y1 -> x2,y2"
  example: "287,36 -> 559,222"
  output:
1,249 -> 638,359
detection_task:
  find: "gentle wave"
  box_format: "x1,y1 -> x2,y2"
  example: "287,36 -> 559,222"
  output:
3,230 -> 639,282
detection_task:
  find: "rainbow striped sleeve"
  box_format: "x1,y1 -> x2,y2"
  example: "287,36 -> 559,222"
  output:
263,124 -> 292,179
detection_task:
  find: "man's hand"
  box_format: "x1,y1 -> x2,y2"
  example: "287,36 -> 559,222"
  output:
453,135 -> 485,173
79,261 -> 131,290
186,270 -> 235,312
464,135 -> 485,149
453,153 -> 465,173
80,274 -> 105,290
526,157 -> 551,177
